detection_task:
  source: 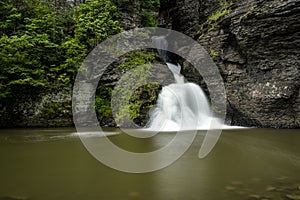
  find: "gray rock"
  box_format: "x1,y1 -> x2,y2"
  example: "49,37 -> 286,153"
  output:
1,0 -> 299,128
170,0 -> 300,128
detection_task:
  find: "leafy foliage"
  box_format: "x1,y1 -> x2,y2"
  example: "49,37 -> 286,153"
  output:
210,48 -> 220,59
74,0 -> 122,50
93,50 -> 158,126
0,0 -> 159,127
113,64 -> 151,126
141,0 -> 160,10
141,11 -> 157,27
141,0 -> 160,27
0,0 -> 122,102
110,51 -> 156,126
119,51 -> 155,70
95,86 -> 113,118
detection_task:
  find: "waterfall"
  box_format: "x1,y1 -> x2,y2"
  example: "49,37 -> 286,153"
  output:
151,36 -> 169,62
148,36 -> 215,131
166,63 -> 184,83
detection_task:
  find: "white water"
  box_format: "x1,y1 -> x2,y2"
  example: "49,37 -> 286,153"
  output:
148,79 -> 217,131
148,36 -> 219,131
146,36 -> 245,132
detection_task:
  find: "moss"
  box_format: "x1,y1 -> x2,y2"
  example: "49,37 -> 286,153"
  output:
249,6 -> 255,13
95,86 -> 113,118
113,63 -> 152,126
210,48 -> 220,58
113,82 -> 160,127
197,0 -> 232,40
239,6 -> 255,21
208,7 -> 231,22
119,51 -> 155,70
129,82 -> 160,125
95,51 -> 158,127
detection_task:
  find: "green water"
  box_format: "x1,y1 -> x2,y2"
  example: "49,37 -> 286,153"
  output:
0,128 -> 299,200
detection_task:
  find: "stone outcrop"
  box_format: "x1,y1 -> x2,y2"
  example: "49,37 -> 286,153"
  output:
111,0 -> 142,29
167,0 -> 300,128
0,91 -> 73,127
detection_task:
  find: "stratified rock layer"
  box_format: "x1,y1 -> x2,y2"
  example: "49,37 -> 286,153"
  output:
168,0 -> 300,128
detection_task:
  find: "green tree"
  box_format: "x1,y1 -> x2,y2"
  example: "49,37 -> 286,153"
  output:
74,0 -> 122,50
0,0 -> 122,101
0,0 -> 65,100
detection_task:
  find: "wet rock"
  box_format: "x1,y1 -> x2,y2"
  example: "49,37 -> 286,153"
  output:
171,0 -> 300,128
0,91 -> 73,128
111,0 -> 141,30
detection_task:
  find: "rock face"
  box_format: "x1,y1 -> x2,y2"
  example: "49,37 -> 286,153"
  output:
111,0 -> 142,29
0,91 -> 73,127
94,56 -> 174,128
164,0 -> 300,128
1,0 -> 299,128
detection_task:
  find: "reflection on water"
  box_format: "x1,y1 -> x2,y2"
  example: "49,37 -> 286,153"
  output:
0,128 -> 299,200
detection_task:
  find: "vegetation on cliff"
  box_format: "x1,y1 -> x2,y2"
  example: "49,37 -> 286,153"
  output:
0,0 -> 121,101
0,0 -> 162,127
197,0 -> 232,39
141,0 -> 160,27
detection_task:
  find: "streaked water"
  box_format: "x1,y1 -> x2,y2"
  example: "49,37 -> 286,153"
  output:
148,61 -> 218,132
148,82 -> 214,131
0,128 -> 299,200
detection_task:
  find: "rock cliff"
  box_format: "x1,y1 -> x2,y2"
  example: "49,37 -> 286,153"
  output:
164,0 -> 299,128
1,0 -> 299,128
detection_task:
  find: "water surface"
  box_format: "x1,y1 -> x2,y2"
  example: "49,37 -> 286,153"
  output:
0,128 -> 299,200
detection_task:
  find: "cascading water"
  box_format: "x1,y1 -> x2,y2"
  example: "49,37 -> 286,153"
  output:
149,36 -> 216,131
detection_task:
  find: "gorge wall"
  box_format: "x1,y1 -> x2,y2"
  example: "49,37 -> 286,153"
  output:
1,0 -> 299,128
162,0 -> 300,128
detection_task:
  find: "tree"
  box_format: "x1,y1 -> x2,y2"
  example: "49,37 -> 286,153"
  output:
0,0 -> 122,102
74,0 -> 122,50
